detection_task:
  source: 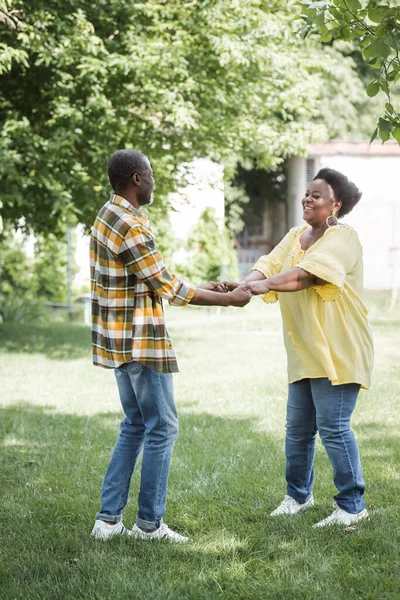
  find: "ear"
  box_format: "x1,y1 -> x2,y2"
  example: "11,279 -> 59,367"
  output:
132,173 -> 141,187
334,200 -> 342,214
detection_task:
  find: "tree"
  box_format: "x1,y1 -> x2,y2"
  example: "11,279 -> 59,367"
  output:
178,207 -> 238,285
299,0 -> 400,143
1,0 -> 377,237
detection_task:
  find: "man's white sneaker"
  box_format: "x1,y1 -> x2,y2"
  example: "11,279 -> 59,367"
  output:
131,523 -> 189,543
91,519 -> 131,540
270,494 -> 314,516
313,505 -> 369,528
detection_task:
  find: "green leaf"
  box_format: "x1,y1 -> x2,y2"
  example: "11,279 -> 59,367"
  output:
370,126 -> 378,144
299,24 -> 312,39
363,40 -> 391,60
314,11 -> 325,26
368,8 -> 384,23
320,25 -> 332,42
346,0 -> 362,11
378,118 -> 392,143
366,81 -> 380,97
392,128 -> 400,145
385,103 -> 395,116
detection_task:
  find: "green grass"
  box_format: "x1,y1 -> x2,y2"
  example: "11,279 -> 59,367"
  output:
1,301 -> 399,600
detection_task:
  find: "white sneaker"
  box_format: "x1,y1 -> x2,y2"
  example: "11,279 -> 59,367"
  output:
131,523 -> 189,543
91,519 -> 131,540
270,494 -> 314,516
313,504 -> 369,528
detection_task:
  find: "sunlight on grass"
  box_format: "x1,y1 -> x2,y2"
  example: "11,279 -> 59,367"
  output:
1,301 -> 400,599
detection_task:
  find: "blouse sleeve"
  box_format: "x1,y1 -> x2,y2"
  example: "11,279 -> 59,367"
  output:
296,225 -> 361,301
251,228 -> 298,304
251,228 -> 298,277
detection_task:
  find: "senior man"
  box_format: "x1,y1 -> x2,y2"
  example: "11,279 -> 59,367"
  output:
90,150 -> 251,542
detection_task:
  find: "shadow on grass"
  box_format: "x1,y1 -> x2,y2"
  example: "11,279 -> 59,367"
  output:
0,322 -> 91,360
1,404 -> 400,600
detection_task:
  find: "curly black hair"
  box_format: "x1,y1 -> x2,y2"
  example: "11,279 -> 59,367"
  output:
314,168 -> 362,218
108,149 -> 150,193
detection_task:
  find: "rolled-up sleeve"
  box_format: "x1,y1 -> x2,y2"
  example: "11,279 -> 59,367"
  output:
252,228 -> 298,278
251,228 -> 298,304
296,226 -> 360,301
118,225 -> 196,306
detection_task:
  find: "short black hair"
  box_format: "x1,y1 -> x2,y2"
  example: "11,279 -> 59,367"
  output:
108,150 -> 150,193
314,167 -> 362,218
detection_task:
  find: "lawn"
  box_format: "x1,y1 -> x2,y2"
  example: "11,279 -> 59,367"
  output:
1,301 -> 399,600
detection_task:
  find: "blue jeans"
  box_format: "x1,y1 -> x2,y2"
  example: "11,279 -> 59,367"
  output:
96,362 -> 179,529
285,378 -> 366,514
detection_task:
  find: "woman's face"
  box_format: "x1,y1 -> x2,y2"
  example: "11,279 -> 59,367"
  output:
302,178 -> 342,227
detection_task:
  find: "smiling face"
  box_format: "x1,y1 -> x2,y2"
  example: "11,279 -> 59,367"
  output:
302,179 -> 342,227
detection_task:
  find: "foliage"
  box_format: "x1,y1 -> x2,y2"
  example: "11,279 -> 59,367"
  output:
31,233 -> 68,302
299,0 -> 400,143
0,222 -> 72,322
0,0 -> 379,238
0,227 -> 33,298
0,295 -> 45,324
178,207 -> 238,285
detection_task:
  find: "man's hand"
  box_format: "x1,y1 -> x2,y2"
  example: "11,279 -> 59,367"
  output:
219,280 -> 241,291
243,281 -> 270,295
228,286 -> 253,307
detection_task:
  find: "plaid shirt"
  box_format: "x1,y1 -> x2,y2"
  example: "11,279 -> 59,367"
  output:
90,194 -> 196,373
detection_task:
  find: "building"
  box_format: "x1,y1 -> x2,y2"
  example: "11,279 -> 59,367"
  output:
237,141 -> 400,291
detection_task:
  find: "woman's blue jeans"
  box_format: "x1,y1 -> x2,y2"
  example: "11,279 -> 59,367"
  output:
285,378 -> 366,514
96,361 -> 178,530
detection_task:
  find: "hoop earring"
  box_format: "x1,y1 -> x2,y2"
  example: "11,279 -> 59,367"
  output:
326,212 -> 338,227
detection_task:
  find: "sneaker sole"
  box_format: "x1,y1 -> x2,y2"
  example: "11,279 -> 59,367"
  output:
313,509 -> 369,528
270,500 -> 315,517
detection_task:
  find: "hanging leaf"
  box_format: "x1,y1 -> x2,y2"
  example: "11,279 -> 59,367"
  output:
392,128 -> 400,145
363,40 -> 391,61
346,0 -> 362,11
369,126 -> 378,144
378,118 -> 392,143
368,8 -> 383,23
366,80 -> 380,97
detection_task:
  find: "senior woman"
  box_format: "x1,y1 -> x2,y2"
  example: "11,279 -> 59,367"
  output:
237,167 -> 373,528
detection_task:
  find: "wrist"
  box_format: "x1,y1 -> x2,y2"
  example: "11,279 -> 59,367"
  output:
222,293 -> 231,307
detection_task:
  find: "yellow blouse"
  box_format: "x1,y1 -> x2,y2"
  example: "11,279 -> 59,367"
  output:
252,224 -> 374,389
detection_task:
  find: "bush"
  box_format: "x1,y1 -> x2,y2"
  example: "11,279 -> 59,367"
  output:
0,295 -> 46,325
178,207 -> 239,285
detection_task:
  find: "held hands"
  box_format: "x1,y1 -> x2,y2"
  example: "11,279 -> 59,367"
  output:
201,280 -> 252,307
241,280 -> 270,296
228,285 -> 252,307
200,281 -> 229,293
212,280 -> 271,296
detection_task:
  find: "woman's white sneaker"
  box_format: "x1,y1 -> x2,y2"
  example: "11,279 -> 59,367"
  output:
131,523 -> 189,542
270,494 -> 314,516
313,504 -> 369,528
91,519 -> 131,540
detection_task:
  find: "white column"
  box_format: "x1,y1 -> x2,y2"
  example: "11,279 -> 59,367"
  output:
287,156 -> 306,228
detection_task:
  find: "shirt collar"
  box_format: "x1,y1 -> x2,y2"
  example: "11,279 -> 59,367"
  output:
110,193 -> 148,222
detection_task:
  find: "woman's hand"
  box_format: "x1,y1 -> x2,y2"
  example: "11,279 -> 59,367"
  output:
200,281 -> 228,293
243,280 -> 270,295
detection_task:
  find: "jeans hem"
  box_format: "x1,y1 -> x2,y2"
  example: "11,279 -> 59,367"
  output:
96,512 -> 123,524
136,516 -> 163,529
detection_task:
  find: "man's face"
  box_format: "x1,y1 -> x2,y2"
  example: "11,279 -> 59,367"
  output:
137,160 -> 155,206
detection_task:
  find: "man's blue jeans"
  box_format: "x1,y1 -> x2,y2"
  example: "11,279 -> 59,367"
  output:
285,378 -> 366,514
96,362 -> 178,530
